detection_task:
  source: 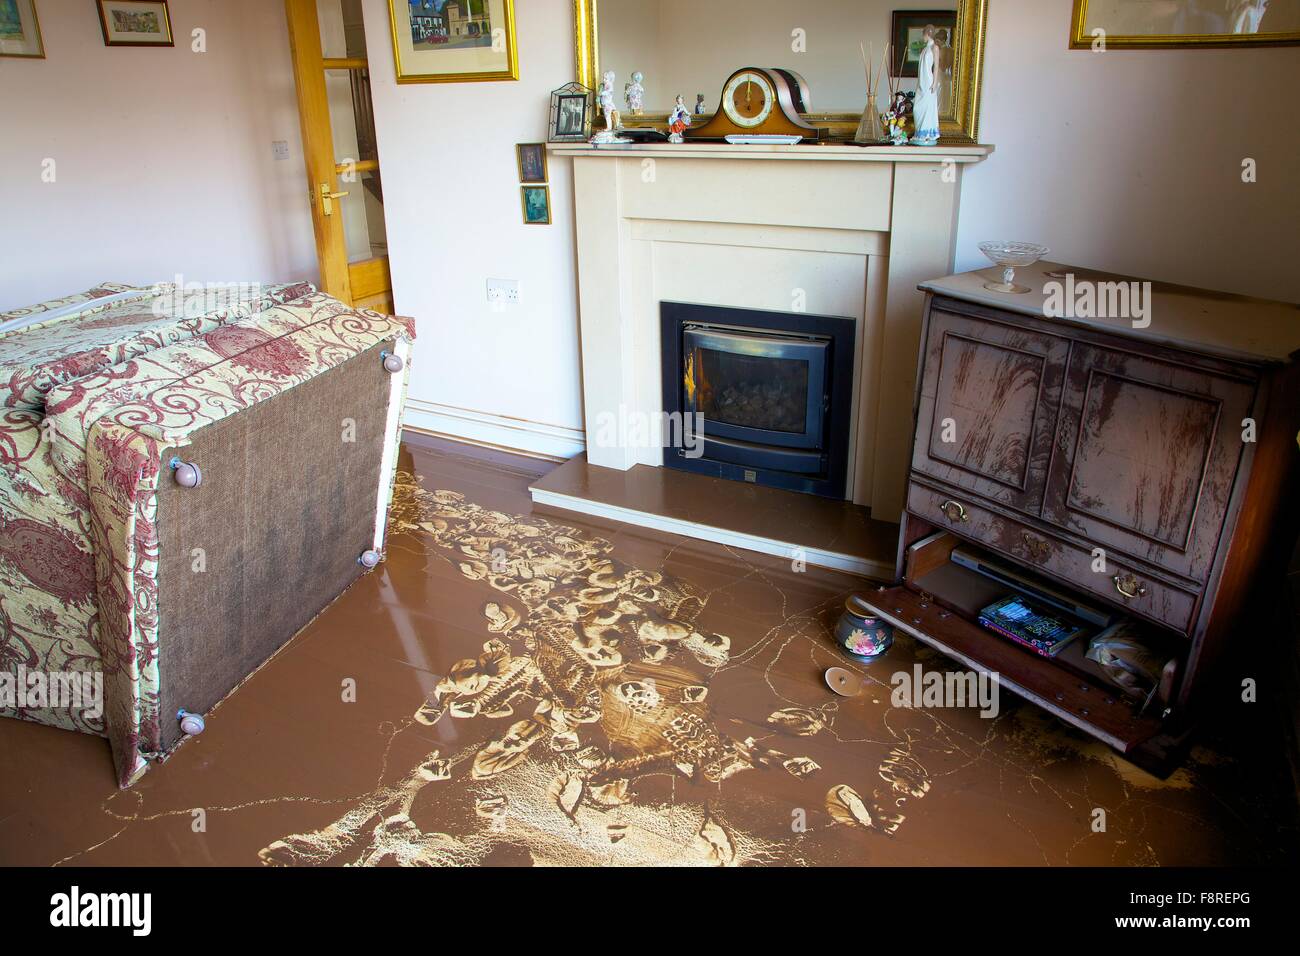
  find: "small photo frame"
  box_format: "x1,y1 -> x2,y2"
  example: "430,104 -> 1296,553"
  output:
516,143 -> 548,184
550,82 -> 592,143
0,0 -> 45,58
890,10 -> 956,77
97,0 -> 174,47
521,185 -> 551,226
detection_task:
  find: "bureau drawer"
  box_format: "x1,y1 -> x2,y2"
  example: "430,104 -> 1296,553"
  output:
907,481 -> 1198,635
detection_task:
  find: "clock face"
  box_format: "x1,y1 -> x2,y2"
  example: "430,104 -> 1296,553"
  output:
722,71 -> 775,128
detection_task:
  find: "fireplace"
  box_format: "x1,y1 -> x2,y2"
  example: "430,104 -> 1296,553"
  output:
661,302 -> 855,499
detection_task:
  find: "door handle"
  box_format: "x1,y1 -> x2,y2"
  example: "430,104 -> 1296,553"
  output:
319,182 -> 350,216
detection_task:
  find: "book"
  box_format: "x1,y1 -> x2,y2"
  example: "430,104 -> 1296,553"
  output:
978,594 -> 1088,658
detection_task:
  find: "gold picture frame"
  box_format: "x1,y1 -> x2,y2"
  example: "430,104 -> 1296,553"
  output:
96,0 -> 174,48
521,185 -> 551,225
571,0 -> 988,143
0,0 -> 45,59
1070,0 -> 1300,49
516,143 -> 548,184
389,0 -> 518,83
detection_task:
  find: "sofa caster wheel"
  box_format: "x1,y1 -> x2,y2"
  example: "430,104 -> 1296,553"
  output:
358,549 -> 382,569
178,709 -> 205,736
381,350 -> 405,374
169,457 -> 202,488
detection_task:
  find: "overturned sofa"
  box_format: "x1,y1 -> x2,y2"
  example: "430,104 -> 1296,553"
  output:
0,280 -> 413,786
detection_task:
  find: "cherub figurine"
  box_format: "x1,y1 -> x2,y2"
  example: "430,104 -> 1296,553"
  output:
591,70 -> 630,144
624,71 -> 645,114
668,94 -> 692,143
599,70 -> 620,131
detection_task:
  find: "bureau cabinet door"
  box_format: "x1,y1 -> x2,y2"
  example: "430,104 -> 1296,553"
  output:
1042,345 -> 1257,583
913,309 -> 1071,513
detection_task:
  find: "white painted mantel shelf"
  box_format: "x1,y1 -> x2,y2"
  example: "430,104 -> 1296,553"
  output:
540,138 -> 995,570
549,142 -> 994,163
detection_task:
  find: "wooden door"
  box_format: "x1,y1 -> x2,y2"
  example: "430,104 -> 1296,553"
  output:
285,0 -> 393,311
911,306 -> 1071,514
1041,344 -> 1258,582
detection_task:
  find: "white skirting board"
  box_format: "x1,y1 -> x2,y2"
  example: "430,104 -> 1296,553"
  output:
403,398 -> 585,461
529,484 -> 894,580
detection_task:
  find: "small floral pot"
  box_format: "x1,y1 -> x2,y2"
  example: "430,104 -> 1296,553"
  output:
835,594 -> 893,662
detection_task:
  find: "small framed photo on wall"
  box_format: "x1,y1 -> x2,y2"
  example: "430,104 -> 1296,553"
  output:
521,185 -> 551,226
97,0 -> 174,47
0,0 -> 45,58
516,143 -> 548,184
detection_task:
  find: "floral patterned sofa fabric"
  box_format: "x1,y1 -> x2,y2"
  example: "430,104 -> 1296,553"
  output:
0,282 -> 414,788
0,281 -> 315,411
0,282 -> 145,326
1,410 -> 102,737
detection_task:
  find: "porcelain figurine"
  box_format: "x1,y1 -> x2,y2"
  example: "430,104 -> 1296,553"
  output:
883,92 -> 912,145
694,93 -> 707,115
667,94 -> 692,143
910,24 -> 941,146
624,71 -> 645,114
591,71 -> 630,144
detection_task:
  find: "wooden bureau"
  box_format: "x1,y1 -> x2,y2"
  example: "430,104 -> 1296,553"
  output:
862,262 -> 1300,772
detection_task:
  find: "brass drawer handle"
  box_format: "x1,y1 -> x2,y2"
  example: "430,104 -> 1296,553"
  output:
940,499 -> 970,523
1113,573 -> 1148,600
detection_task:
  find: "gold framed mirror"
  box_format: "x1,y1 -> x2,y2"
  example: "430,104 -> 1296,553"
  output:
572,0 -> 987,143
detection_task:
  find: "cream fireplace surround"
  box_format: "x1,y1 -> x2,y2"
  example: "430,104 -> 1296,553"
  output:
536,141 -> 993,566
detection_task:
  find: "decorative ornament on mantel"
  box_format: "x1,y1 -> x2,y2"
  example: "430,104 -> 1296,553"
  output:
624,71 -> 645,114
667,94 -> 692,143
690,67 -> 827,141
591,69 -> 631,145
910,25 -> 942,146
853,41 -> 886,145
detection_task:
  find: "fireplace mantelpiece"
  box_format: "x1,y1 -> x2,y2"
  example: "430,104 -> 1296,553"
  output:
535,141 -> 993,570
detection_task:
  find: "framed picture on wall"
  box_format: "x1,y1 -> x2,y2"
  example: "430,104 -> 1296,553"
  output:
96,0 -> 174,47
1069,0 -> 1300,48
521,185 -> 551,226
516,143 -> 547,184
891,10 -> 957,77
0,0 -> 45,58
549,83 -> 592,143
388,0 -> 518,83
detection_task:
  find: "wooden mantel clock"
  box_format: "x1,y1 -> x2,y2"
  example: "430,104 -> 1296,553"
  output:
689,67 -> 827,141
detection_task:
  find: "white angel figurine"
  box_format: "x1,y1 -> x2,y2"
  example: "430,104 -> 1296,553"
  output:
625,71 -> 645,114
910,25 -> 941,146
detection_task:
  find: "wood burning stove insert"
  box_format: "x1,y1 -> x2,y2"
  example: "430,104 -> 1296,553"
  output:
661,302 -> 854,498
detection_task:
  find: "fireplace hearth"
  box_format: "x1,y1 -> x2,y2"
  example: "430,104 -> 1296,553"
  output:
661,302 -> 854,499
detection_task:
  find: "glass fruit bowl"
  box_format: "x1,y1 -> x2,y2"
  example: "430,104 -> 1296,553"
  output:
978,241 -> 1050,294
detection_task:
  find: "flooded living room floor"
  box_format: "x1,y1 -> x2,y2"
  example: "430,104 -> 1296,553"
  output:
1,436 -> 1295,866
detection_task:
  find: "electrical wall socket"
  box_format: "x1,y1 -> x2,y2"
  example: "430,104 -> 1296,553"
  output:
486,278 -> 520,309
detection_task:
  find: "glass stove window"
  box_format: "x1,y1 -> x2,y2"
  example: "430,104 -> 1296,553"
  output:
692,347 -> 810,434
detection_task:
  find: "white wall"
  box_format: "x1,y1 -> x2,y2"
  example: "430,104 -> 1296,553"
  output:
953,0 -> 1300,302
359,0 -> 585,456
0,0 -> 316,309
4,0 -> 1296,459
